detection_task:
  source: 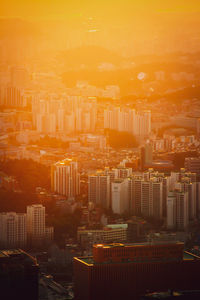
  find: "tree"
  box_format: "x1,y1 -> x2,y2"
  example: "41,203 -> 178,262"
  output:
105,129 -> 138,149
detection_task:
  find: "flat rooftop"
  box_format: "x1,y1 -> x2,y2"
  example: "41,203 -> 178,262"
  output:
74,251 -> 198,266
93,241 -> 183,249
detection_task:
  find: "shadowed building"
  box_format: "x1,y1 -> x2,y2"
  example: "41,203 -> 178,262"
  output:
0,249 -> 39,300
74,242 -> 200,300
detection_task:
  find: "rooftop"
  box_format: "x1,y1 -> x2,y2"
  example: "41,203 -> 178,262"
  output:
74,251 -> 197,267
93,241 -> 184,249
0,249 -> 38,265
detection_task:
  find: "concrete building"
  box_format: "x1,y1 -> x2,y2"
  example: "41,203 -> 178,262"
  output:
74,242 -> 200,300
3,86 -> 25,107
88,172 -> 110,209
77,224 -> 128,246
51,158 -> 80,198
167,191 -> 189,231
167,192 -> 177,229
141,179 -> 163,220
104,108 -> 151,138
112,178 -> 129,214
0,249 -> 38,300
0,212 -> 27,248
140,142 -> 153,170
185,157 -> 200,174
175,181 -> 196,220
129,175 -> 143,215
27,204 -> 46,245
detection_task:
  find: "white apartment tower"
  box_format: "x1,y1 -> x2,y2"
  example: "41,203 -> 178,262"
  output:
51,159 -> 80,198
111,179 -> 129,214
104,107 -> 151,138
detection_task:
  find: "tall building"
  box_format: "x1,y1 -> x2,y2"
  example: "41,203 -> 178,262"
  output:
116,166 -> 132,178
166,192 -> 177,229
140,142 -> 153,170
111,178 -> 129,214
170,169 -> 196,190
175,181 -> 196,220
74,242 -> 200,300
0,212 -> 27,248
141,179 -> 163,220
0,249 -> 38,300
176,191 -> 189,230
129,175 -> 143,215
88,171 -> 110,209
51,159 -> 80,198
36,113 -> 56,133
166,191 -> 189,230
104,107 -> 151,138
27,204 -> 46,245
185,157 -> 200,174
134,110 -> 151,137
4,86 -> 25,107
65,112 -> 75,133
104,107 -> 120,130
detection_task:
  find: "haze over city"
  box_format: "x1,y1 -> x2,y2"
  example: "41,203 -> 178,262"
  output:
1,1 -> 200,300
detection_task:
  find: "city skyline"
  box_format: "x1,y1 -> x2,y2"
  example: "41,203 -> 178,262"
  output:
1,1 -> 200,299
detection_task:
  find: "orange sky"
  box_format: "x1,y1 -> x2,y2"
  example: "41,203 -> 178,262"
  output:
1,0 -> 200,20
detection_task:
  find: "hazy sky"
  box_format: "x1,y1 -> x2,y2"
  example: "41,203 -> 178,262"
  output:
1,0 -> 200,20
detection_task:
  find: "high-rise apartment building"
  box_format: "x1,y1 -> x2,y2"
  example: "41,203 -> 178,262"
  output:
104,107 -> 151,138
140,142 -> 153,170
112,178 -> 129,214
176,191 -> 189,230
144,170 -> 170,217
3,86 -> 25,107
166,192 -> 177,229
0,212 -> 27,248
166,191 -> 189,230
185,157 -> 200,174
129,175 -> 143,215
175,181 -> 196,220
51,159 -> 80,198
32,95 -> 97,134
88,171 -> 110,209
141,179 -> 163,219
36,113 -> 56,133
27,204 -> 46,245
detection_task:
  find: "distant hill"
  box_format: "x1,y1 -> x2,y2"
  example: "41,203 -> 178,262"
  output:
59,45 -> 122,68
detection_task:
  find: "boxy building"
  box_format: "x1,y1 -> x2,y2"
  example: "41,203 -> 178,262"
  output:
74,242 -> 200,300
